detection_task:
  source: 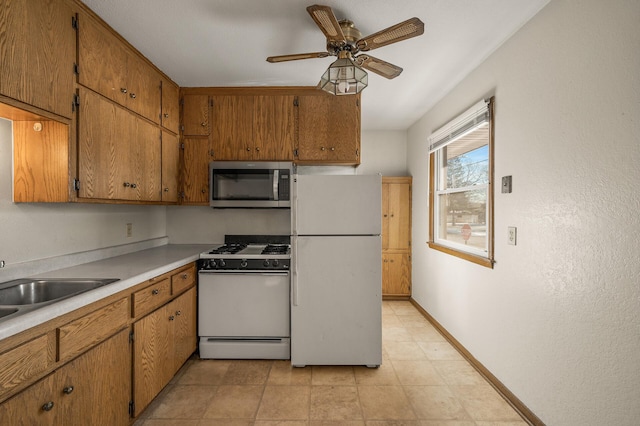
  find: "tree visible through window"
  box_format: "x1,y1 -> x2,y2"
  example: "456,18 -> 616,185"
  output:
428,98 -> 494,267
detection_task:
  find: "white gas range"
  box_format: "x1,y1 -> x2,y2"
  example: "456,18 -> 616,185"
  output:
197,235 -> 291,360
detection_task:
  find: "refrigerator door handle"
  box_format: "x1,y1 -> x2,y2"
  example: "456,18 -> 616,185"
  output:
292,239 -> 298,306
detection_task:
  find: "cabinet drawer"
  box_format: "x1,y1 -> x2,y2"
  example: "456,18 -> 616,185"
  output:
0,334 -> 52,402
57,298 -> 129,362
172,265 -> 196,295
132,278 -> 171,318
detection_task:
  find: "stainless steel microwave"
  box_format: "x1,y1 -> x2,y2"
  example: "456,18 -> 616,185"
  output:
209,161 -> 292,208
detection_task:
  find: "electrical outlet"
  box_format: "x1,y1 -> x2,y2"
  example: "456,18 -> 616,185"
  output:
508,226 -> 517,245
126,223 -> 133,238
0,260 -> 5,268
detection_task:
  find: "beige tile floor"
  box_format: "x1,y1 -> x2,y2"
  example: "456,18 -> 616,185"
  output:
134,300 -> 527,426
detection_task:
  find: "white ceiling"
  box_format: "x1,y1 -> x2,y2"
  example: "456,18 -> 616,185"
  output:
81,0 -> 549,130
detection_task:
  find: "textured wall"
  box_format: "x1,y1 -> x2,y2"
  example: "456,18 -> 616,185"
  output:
407,0 -> 640,424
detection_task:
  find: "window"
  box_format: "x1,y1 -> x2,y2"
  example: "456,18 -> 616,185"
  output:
428,97 -> 494,267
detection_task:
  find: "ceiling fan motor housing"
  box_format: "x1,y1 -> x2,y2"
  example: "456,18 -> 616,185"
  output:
327,20 -> 362,55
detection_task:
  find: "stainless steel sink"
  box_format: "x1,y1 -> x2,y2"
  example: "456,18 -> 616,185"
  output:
0,278 -> 119,322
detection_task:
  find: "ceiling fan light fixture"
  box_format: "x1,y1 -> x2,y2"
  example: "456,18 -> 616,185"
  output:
319,53 -> 368,96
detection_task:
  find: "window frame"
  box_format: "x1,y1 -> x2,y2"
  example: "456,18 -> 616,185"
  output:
428,97 -> 495,268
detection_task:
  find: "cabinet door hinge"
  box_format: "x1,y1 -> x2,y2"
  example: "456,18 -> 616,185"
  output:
71,15 -> 78,30
180,124 -> 185,132
73,63 -> 79,75
180,142 -> 185,150
73,179 -> 80,191
355,149 -> 359,157
129,330 -> 134,343
293,97 -> 299,107
129,401 -> 135,416
294,149 -> 299,157
72,93 -> 80,112
179,191 -> 185,199
209,99 -> 214,107
356,98 -> 360,107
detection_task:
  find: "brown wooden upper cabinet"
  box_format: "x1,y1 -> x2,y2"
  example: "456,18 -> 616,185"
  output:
296,93 -> 361,165
182,94 -> 210,136
0,0 -> 75,118
77,10 -> 161,124
161,78 -> 180,133
210,95 -> 295,161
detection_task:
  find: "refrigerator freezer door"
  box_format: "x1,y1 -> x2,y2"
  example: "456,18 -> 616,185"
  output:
291,235 -> 382,367
293,174 -> 382,236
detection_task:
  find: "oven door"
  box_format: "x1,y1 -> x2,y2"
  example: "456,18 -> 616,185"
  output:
198,270 -> 290,338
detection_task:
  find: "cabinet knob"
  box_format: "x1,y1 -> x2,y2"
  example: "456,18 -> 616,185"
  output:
131,183 -> 137,189
383,214 -> 388,217
42,401 -> 55,412
176,310 -> 182,316
182,273 -> 188,279
201,122 -> 206,127
169,315 -> 175,321
320,147 -> 326,151
120,88 -> 127,94
129,93 -> 137,99
164,188 -> 170,192
152,289 -> 159,295
201,189 -> 206,194
63,386 -> 74,395
164,113 -> 169,118
331,147 -> 335,151
123,182 -> 130,187
256,147 -> 260,152
390,214 -> 394,217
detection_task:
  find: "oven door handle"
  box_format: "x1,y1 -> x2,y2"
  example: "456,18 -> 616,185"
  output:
199,271 -> 290,276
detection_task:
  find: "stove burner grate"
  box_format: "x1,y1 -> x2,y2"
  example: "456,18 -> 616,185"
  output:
261,244 -> 290,255
207,243 -> 247,255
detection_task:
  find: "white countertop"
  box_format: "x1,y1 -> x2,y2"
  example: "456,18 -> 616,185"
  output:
0,244 -> 212,341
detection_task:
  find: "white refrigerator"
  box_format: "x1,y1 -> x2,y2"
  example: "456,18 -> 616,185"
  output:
291,174 -> 382,367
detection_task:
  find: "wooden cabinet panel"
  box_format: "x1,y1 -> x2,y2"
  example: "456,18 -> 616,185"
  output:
131,117 -> 162,201
57,298 -> 129,363
210,95 -> 254,160
126,51 -> 161,123
181,137 -> 211,204
254,95 -> 295,160
161,78 -> 180,133
171,264 -> 196,295
0,334 -> 52,402
182,94 -> 210,136
0,372 -> 58,425
172,288 -> 197,372
382,253 -> 411,297
0,0 -> 75,118
133,302 -> 173,417
297,93 -> 360,164
57,329 -> 130,426
161,131 -> 179,202
132,278 -> 172,319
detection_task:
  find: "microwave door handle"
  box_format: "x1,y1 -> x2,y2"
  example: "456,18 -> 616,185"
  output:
273,169 -> 279,201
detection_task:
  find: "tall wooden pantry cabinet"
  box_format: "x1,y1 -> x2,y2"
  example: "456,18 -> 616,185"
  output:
382,177 -> 412,298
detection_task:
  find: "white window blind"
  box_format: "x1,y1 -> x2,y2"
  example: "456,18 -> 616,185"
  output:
428,99 -> 489,153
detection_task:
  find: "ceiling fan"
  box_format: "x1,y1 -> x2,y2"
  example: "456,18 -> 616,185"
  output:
266,4 -> 425,95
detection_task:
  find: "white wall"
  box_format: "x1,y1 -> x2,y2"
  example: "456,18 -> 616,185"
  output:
358,130 -> 408,176
407,1 -> 640,424
0,118 -> 167,281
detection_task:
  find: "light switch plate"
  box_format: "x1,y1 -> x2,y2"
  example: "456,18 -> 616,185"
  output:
502,176 -> 512,193
508,227 -> 517,245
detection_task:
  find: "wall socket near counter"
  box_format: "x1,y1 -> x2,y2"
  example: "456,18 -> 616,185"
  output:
508,226 -> 517,245
126,223 -> 133,238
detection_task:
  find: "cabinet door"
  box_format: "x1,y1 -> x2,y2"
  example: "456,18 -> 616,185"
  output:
0,373 -> 58,425
161,131 -> 180,202
133,304 -> 173,417
131,116 -> 161,201
211,95 -> 254,160
78,11 -> 128,106
57,329 -> 130,426
182,94 -> 210,136
0,0 -> 75,118
78,88 -> 131,200
328,96 -> 360,163
161,78 -> 180,133
382,253 -> 411,296
297,95 -> 330,162
181,137 -> 210,204
254,95 -> 295,160
386,182 -> 411,250
173,287 -> 197,372
126,51 -> 161,123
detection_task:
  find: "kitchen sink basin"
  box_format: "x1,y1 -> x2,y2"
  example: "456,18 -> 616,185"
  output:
0,278 -> 120,323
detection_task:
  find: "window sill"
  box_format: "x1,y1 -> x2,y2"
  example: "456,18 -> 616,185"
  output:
427,241 -> 494,269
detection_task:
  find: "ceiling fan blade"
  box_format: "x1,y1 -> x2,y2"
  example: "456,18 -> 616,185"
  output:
356,17 -> 424,51
355,54 -> 403,79
266,52 -> 330,63
306,4 -> 346,45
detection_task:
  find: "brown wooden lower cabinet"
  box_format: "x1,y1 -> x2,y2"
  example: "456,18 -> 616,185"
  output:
0,328 -> 130,426
133,286 -> 196,417
382,252 -> 411,297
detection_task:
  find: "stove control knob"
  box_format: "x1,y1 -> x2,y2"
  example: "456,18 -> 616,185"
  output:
218,259 -> 226,267
208,259 -> 217,269
272,259 -> 279,267
263,259 -> 270,267
240,260 -> 248,268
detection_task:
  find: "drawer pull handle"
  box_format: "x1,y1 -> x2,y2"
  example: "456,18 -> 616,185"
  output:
182,273 -> 188,279
63,386 -> 74,395
130,93 -> 137,99
42,401 -> 54,412
169,315 -> 175,321
176,310 -> 182,316
152,289 -> 159,295
120,88 -> 127,94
